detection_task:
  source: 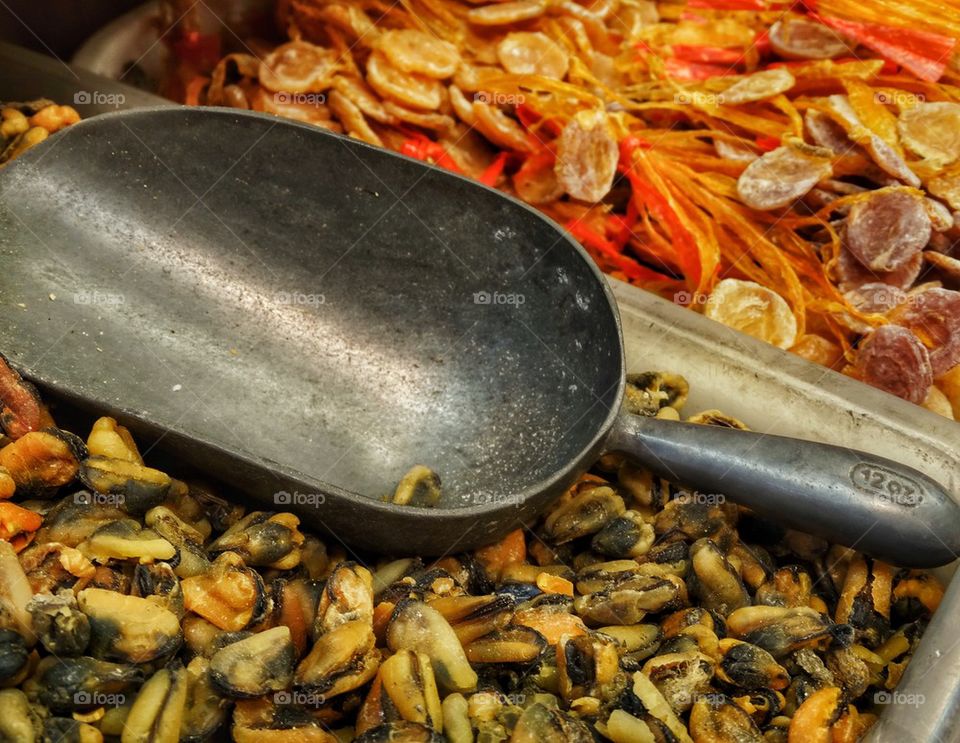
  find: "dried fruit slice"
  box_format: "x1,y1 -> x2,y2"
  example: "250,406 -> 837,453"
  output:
366,50 -> 444,111
897,103 -> 960,165
555,109 -> 618,203
736,146 -> 833,211
328,90 -> 383,147
890,288 -> 960,377
471,101 -> 533,153
332,76 -> 394,124
845,188 -> 931,273
720,68 -> 795,105
259,41 -> 339,94
927,173 -> 960,211
790,334 -> 844,368
497,32 -> 569,80
804,109 -> 851,154
467,0 -> 546,26
854,324 -> 933,404
769,18 -> 850,60
832,247 -> 922,293
704,279 -> 798,349
374,30 -> 460,80
827,95 -> 921,188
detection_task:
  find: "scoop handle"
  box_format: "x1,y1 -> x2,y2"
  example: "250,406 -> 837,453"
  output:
606,409 -> 960,568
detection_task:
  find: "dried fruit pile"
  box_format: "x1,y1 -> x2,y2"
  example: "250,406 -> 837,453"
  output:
166,0 -> 960,414
0,362 -> 943,741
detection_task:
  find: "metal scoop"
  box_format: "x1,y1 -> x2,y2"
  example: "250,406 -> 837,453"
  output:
1,106 -> 957,564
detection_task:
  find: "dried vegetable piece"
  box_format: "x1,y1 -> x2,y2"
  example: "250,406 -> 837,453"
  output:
555,109 -> 618,202
704,279 -> 798,349
854,324 -> 933,404
467,0 -> 546,26
737,146 -> 833,211
844,188 -> 931,273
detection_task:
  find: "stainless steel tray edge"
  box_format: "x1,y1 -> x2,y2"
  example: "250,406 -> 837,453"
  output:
614,279 -> 960,743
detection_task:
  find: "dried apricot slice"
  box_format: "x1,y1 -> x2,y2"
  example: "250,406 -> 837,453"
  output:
366,50 -> 444,111
897,103 -> 960,165
555,109 -> 618,203
374,29 -> 460,80
737,145 -> 832,211
769,18 -> 849,60
854,324 -> 932,404
704,279 -> 798,349
845,188 -> 931,273
259,41 -> 339,94
497,32 -> 569,80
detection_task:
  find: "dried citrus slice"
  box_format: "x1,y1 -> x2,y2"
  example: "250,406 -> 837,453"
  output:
769,18 -> 850,60
854,324 -> 933,404
704,279 -> 798,349
897,103 -> 960,165
497,32 -> 569,80
845,188 -> 931,273
259,41 -> 339,94
374,29 -> 460,80
736,145 -> 832,211
720,68 -> 795,105
555,109 -> 618,203
366,50 -> 444,111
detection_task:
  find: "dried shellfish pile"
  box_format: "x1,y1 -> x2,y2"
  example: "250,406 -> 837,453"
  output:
0,101 -> 80,165
164,0 -> 960,415
0,358 -> 943,742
